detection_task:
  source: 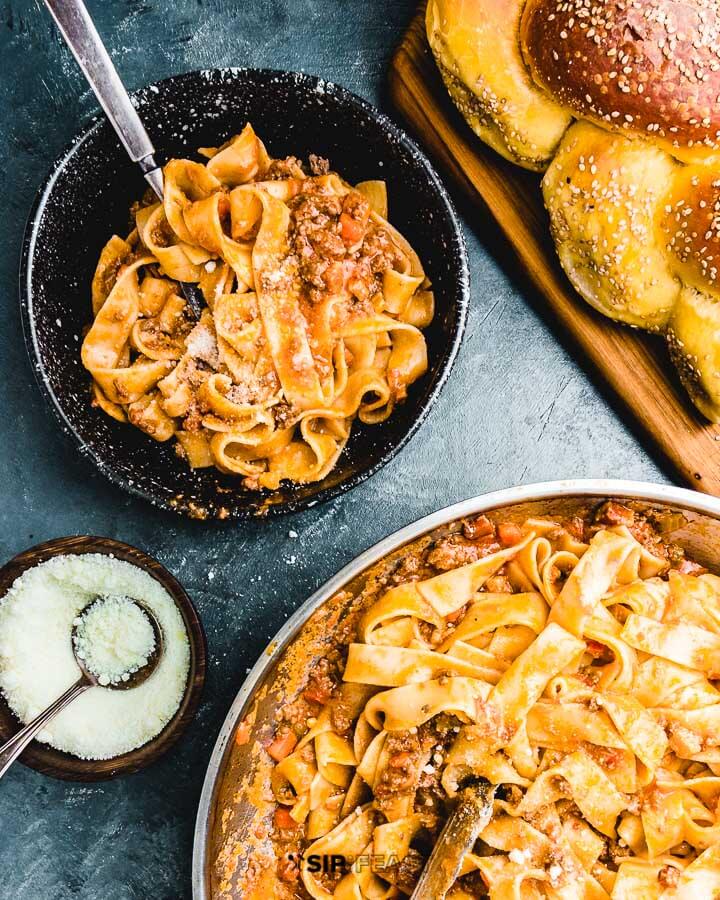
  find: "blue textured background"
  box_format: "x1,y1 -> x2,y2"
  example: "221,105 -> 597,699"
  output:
0,1 -> 667,898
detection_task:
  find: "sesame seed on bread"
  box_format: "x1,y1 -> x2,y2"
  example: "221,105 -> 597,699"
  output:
427,0 -> 720,422
542,120 -> 680,329
662,166 -> 720,295
426,0 -> 571,171
521,0 -> 720,164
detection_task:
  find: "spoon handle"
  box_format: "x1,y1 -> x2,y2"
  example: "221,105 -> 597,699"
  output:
42,0 -> 163,196
410,779 -> 496,900
0,678 -> 89,779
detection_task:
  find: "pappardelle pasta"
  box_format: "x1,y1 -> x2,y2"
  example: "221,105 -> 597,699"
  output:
263,502 -> 720,898
81,125 -> 433,489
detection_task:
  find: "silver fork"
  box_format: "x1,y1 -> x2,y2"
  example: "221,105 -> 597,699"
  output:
43,0 -> 204,319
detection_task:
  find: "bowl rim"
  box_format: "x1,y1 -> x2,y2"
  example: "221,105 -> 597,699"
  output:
19,66 -> 470,521
192,476 -> 720,898
0,534 -> 207,781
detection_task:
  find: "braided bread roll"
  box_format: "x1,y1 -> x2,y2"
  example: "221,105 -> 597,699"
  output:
427,0 -> 720,421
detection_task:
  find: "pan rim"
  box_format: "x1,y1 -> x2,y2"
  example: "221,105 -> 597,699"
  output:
191,476 -> 720,898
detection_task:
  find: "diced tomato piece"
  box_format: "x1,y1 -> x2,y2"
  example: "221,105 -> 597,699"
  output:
497,522 -> 523,547
274,806 -> 298,830
339,212 -> 366,245
267,730 -> 298,762
586,640 -> 612,662
235,719 -> 252,746
303,684 -> 332,705
598,501 -> 634,526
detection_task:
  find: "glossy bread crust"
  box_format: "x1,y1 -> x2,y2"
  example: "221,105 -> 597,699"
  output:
543,121 -> 720,419
521,0 -> 720,163
428,0 -> 720,422
668,286 -> 720,422
662,166 -> 720,295
426,0 -> 571,170
542,121 -> 680,330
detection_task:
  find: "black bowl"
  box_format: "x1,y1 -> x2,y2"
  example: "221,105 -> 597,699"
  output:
20,69 -> 469,520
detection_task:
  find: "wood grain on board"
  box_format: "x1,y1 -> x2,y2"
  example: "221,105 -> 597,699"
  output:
389,3 -> 720,496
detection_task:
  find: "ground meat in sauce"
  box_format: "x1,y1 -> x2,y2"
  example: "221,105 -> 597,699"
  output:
390,551 -> 432,585
564,515 -> 587,542
302,657 -> 339,705
308,154 -> 330,176
426,533 -> 501,570
484,573 -> 513,592
276,852 -> 300,884
264,504 -> 710,898
329,695 -> 355,735
361,225 -> 403,275
375,731 -> 422,803
180,401 -> 204,434
287,182 -> 401,306
272,402 -> 297,429
591,501 -> 670,567
602,838 -> 634,867
266,155 -> 306,180
372,717 -> 460,824
382,848 -> 425,893
290,190 -> 346,293
462,514 -> 495,540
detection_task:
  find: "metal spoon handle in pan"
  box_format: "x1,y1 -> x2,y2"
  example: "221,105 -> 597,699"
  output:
411,778 -> 496,900
43,0 -> 203,318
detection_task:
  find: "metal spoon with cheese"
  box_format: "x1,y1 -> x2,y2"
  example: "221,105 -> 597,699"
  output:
0,595 -> 162,779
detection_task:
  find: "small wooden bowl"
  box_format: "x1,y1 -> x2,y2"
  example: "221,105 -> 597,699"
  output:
0,536 -> 206,781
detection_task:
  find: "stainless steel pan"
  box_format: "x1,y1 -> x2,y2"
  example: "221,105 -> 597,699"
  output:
193,479 -> 720,899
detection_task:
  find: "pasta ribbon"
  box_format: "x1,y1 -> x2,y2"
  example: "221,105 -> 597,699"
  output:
82,125 -> 432,488
259,509 -> 720,898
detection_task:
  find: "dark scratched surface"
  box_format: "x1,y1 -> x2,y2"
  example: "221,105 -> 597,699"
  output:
0,1 -> 667,898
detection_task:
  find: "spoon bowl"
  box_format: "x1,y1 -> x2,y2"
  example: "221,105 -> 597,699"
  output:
71,595 -> 164,691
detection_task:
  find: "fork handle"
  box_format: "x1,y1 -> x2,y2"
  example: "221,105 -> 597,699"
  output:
43,0 -> 159,179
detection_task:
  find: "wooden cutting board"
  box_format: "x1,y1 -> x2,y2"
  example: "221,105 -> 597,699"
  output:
389,3 -> 720,496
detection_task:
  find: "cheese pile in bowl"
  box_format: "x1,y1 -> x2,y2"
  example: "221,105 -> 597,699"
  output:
0,554 -> 189,760
73,594 -> 157,687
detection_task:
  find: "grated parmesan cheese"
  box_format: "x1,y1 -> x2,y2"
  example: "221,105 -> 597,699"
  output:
0,554 -> 190,760
548,864 -> 563,882
185,322 -> 219,367
73,595 -> 155,686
